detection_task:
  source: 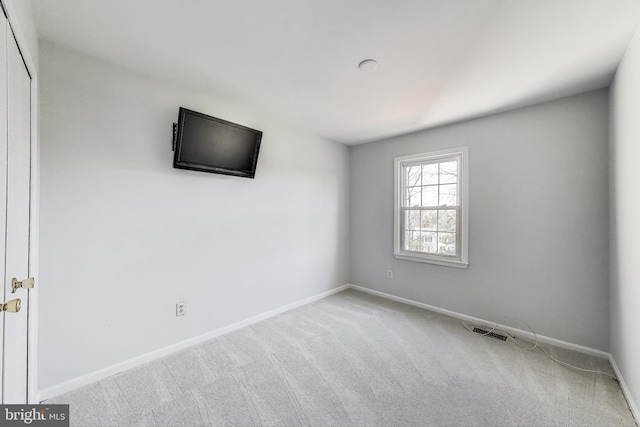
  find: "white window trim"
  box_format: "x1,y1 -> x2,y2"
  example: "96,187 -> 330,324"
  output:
393,146 -> 469,268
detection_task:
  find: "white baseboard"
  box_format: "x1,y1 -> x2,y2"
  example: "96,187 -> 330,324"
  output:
348,284 -> 610,359
38,284 -> 350,402
609,355 -> 640,423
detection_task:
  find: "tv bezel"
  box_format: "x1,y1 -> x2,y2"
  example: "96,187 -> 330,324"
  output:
173,107 -> 263,179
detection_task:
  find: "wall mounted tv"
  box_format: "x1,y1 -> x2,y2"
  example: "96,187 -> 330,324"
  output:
173,107 -> 263,178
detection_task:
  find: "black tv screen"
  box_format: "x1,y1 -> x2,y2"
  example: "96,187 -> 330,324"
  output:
173,108 -> 263,178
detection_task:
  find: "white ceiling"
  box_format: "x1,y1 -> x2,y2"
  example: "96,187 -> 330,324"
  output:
29,0 -> 640,145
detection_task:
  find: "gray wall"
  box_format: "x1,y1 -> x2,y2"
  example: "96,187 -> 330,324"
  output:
610,27 -> 640,415
351,90 -> 610,350
38,41 -> 350,390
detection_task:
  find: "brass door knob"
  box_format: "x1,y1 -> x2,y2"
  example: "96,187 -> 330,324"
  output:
1,298 -> 21,313
12,277 -> 34,293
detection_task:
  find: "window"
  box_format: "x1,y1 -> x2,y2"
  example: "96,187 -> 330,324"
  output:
394,147 -> 468,268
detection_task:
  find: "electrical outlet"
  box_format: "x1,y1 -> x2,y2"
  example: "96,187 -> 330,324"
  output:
387,269 -> 393,279
176,301 -> 186,316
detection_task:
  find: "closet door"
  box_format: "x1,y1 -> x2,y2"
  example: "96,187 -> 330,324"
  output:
0,11 -> 8,404
2,16 -> 31,403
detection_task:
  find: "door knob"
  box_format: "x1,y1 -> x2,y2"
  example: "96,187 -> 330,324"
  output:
11,277 -> 34,293
1,298 -> 20,313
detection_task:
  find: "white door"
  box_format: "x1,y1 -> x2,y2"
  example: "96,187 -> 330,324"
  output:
0,11 -> 33,404
0,10 -> 8,405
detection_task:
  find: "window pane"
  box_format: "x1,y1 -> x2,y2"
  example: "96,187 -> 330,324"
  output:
421,210 -> 437,231
439,184 -> 457,206
421,186 -> 438,207
423,231 -> 437,253
422,163 -> 438,185
405,231 -> 421,252
439,161 -> 458,184
437,209 -> 456,232
437,232 -> 457,256
406,165 -> 421,187
407,186 -> 421,207
405,209 -> 420,231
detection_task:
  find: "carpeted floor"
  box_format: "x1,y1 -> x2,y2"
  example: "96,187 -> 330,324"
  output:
45,288 -> 636,426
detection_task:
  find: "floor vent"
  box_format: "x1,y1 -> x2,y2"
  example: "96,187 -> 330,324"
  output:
472,327 -> 508,341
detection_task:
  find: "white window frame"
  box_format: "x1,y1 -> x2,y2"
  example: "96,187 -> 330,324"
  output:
394,146 -> 469,268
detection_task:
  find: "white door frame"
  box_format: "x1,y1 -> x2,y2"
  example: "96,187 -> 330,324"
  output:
1,0 -> 39,404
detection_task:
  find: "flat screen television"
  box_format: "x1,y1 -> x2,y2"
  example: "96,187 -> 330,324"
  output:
173,107 -> 263,178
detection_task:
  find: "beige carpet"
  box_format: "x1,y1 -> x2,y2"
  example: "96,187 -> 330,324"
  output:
46,288 -> 636,426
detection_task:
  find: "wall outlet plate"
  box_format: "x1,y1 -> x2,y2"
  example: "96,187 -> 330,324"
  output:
176,301 -> 186,316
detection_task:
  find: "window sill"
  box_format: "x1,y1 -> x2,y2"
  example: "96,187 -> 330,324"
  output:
393,252 -> 469,269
